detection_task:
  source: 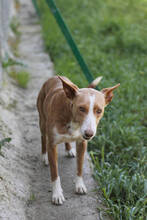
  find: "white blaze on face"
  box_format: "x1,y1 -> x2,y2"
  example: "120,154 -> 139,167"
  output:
81,95 -> 96,137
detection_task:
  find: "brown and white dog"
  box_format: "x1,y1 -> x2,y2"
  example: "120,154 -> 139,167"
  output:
37,76 -> 120,205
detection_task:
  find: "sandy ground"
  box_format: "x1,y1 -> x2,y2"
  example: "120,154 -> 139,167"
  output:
0,1 -> 110,219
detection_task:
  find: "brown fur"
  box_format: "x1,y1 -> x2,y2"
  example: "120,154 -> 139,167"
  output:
76,140 -> 87,176
65,142 -> 72,151
37,76 -> 120,183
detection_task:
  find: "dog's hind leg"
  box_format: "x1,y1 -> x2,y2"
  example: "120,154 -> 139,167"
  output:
41,135 -> 46,154
39,117 -> 48,165
65,142 -> 76,157
41,135 -> 49,165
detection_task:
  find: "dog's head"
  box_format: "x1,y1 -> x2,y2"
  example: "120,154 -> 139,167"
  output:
59,76 -> 120,141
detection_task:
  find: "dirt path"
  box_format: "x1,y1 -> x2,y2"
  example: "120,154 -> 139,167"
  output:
0,1 -> 110,219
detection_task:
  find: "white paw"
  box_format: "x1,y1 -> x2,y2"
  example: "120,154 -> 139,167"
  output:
42,153 -> 49,166
52,176 -> 65,205
75,176 -> 87,194
66,148 -> 76,157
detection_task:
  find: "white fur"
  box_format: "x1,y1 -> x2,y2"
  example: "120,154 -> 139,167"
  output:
75,176 -> 87,194
42,153 -> 49,166
52,176 -> 65,205
81,95 -> 96,138
53,123 -> 81,145
91,76 -> 102,86
66,147 -> 76,157
53,95 -> 97,143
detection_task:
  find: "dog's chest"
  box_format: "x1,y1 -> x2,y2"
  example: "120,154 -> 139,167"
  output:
53,122 -> 81,144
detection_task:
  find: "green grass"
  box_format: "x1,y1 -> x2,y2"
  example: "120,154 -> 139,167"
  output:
37,0 -> 147,219
10,16 -> 21,57
0,138 -> 11,156
27,193 -> 36,206
9,70 -> 30,88
2,57 -> 25,68
10,16 -> 21,36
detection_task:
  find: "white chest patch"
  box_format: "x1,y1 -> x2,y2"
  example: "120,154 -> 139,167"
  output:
81,95 -> 97,136
53,122 -> 82,144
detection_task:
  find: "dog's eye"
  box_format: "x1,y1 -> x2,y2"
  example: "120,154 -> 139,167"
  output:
79,106 -> 86,112
96,109 -> 102,114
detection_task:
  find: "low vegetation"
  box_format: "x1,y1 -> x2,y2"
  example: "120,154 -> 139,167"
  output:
10,16 -> 21,57
5,15 -> 30,88
0,138 -> 11,156
37,0 -> 147,219
10,16 -> 21,36
9,70 -> 30,88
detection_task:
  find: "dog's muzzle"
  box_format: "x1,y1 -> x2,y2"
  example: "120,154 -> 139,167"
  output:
83,129 -> 94,140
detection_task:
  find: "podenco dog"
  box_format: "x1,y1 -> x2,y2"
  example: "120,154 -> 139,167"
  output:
37,76 -> 120,205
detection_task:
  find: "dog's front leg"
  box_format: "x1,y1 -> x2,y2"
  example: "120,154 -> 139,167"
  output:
47,143 -> 65,205
75,140 -> 87,194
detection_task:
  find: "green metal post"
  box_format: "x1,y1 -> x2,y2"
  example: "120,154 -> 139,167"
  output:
45,0 -> 94,84
32,0 -> 41,17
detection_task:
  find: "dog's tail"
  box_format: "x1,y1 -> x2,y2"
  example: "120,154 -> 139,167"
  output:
88,76 -> 102,88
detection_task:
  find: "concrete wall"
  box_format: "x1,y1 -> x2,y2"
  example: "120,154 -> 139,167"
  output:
0,0 -> 16,88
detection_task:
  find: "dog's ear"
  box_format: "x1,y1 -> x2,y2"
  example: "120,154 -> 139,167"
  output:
88,76 -> 102,88
101,83 -> 120,106
58,76 -> 79,99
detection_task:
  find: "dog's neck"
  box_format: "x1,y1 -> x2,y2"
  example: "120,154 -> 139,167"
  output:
55,98 -> 76,134
53,100 -> 82,144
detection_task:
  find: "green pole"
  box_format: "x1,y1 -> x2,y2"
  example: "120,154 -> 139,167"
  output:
45,0 -> 94,84
32,0 -> 41,17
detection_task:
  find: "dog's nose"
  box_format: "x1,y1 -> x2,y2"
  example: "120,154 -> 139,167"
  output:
84,130 -> 94,140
